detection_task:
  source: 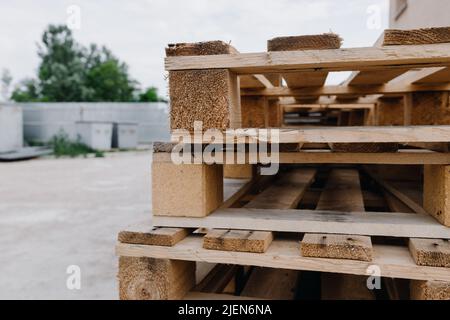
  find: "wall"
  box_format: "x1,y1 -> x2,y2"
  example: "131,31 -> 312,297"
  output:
0,105 -> 23,152
15,102 -> 170,143
390,0 -> 450,29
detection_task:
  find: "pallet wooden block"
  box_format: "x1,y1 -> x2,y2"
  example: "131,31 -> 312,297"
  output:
410,280 -> 450,300
118,257 -> 195,300
152,158 -> 223,218
203,229 -> 273,254
409,238 -> 450,268
424,165 -> 450,226
267,33 -> 342,90
167,41 -> 241,131
301,234 -> 372,262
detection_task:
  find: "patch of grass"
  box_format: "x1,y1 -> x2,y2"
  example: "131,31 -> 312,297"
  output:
50,131 -> 104,158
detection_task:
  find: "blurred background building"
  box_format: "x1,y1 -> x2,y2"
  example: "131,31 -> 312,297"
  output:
390,0 -> 450,28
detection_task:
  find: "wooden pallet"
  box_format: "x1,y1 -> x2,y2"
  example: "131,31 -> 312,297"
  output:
118,167 -> 450,300
117,27 -> 450,300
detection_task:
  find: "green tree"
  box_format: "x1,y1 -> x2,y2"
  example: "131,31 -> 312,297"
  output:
139,87 -> 160,102
10,24 -> 150,103
11,78 -> 40,102
85,45 -> 137,102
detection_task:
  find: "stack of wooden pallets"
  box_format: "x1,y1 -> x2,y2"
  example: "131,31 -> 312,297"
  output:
116,27 -> 450,300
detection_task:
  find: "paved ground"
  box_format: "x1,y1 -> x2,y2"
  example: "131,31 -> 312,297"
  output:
0,152 -> 152,299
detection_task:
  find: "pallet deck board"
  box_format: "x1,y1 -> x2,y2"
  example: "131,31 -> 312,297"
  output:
165,43 -> 450,74
116,237 -> 450,282
153,208 -> 450,239
155,149 -> 450,165
171,126 -> 450,144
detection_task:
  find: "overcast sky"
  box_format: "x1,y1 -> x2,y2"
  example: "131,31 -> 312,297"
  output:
0,0 -> 389,99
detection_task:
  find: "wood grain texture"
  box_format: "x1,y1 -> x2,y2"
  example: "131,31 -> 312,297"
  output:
174,126 -> 450,144
204,169 -> 316,253
424,165 -> 450,226
165,43 -> 450,73
240,267 -> 299,300
118,223 -> 190,246
301,169 -> 373,261
410,280 -> 450,300
203,229 -> 273,253
152,162 -> 223,218
409,238 -> 450,268
118,257 -> 195,300
384,27 -> 450,46
153,208 -> 450,239
116,237 -> 450,282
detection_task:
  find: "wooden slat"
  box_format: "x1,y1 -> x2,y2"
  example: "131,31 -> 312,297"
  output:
165,43 -> 450,74
240,83 -> 450,97
345,69 -> 410,86
203,229 -> 274,253
365,168 -> 427,215
173,126 -> 450,144
116,237 -> 450,282
379,178 -> 449,269
198,150 -> 450,165
118,224 -> 190,247
301,169 -> 373,262
153,208 -> 450,239
240,267 -> 299,300
194,264 -> 239,293
204,169 -> 317,253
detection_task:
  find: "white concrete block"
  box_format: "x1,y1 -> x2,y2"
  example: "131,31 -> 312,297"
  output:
113,123 -> 138,149
76,122 -> 113,151
0,105 -> 23,153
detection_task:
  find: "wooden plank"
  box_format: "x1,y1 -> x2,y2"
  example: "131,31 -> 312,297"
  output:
118,257 -> 195,300
383,27 -> 450,46
302,234 -> 372,262
153,208 -> 450,239
203,229 -> 273,253
345,69 -> 410,86
194,264 -> 239,293
301,169 -> 372,262
244,169 -> 316,209
240,83 -> 450,97
165,43 -> 450,74
424,165 -> 450,227
240,267 -> 299,300
267,33 -> 342,90
388,67 -> 450,85
282,104 -> 375,110
364,168 -> 427,215
321,273 -> 375,300
116,237 -> 450,282
118,223 -> 190,246
409,239 -> 450,268
174,126 -> 450,144
204,169 -> 317,253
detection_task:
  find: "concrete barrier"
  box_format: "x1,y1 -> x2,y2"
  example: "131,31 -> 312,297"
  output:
0,105 -> 23,153
16,102 -> 170,144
